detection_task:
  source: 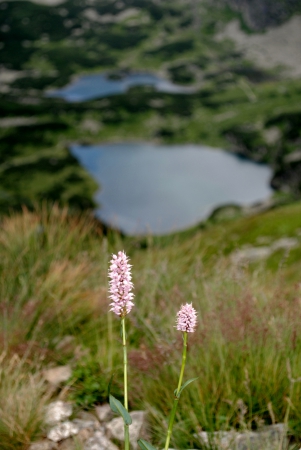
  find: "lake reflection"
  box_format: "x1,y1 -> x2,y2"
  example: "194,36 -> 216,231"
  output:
70,143 -> 273,235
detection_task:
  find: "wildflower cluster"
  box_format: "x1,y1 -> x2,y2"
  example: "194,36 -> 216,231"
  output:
108,251 -> 134,317
176,303 -> 197,332
108,250 -> 198,450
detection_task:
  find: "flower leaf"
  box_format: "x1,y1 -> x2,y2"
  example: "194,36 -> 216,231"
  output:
177,377 -> 199,397
109,395 -> 132,425
137,439 -> 157,450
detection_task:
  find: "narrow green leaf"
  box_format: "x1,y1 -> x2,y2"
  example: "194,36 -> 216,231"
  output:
178,377 -> 199,397
137,439 -> 157,450
109,395 -> 132,425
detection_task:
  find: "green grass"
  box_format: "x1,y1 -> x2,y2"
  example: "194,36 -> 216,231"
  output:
1,204 -> 301,448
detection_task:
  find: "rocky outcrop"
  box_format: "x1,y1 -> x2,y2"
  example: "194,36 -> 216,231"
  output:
196,423 -> 287,449
231,237 -> 299,265
219,0 -> 301,30
29,401 -> 148,450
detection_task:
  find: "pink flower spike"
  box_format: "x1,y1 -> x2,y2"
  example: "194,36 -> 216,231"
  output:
108,251 -> 134,317
176,303 -> 197,333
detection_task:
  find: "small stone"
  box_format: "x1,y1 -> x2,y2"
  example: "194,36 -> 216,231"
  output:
72,418 -> 99,431
47,421 -> 79,442
231,247 -> 272,265
43,366 -> 72,385
58,438 -> 77,450
196,423 -> 287,450
106,411 -> 147,450
77,411 -> 98,422
95,404 -> 113,422
284,150 -> 301,164
262,127 -> 281,145
271,237 -> 298,251
80,118 -> 102,134
84,431 -> 119,450
29,441 -> 58,450
77,427 -> 95,443
45,401 -> 73,425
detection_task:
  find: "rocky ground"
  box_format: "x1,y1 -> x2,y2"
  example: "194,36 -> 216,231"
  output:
216,15 -> 301,78
28,362 -> 294,450
30,397 -> 288,450
219,0 -> 301,30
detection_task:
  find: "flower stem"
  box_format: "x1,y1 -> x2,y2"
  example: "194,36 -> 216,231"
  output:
122,317 -> 130,450
164,332 -> 187,450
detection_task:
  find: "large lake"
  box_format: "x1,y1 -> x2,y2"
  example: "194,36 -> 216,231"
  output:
70,143 -> 273,235
47,72 -> 195,102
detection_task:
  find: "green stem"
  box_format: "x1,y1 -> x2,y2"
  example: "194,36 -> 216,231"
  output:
107,310 -> 113,371
122,317 -> 130,450
164,332 -> 187,450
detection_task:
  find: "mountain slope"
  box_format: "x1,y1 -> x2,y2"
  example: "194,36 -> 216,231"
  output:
220,0 -> 301,30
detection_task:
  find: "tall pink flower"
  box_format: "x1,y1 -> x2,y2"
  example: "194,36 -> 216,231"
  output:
176,303 -> 197,333
109,251 -> 134,317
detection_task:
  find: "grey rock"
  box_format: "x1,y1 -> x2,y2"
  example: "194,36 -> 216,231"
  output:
80,118 -> 102,134
220,0 -> 301,31
77,411 -> 98,422
215,16 -> 301,78
231,236 -> 299,265
45,401 -> 73,425
262,127 -> 281,146
0,117 -> 39,128
196,423 -> 287,450
43,365 -> 72,385
84,430 -> 119,450
76,427 -> 95,444
72,418 -> 101,432
243,198 -> 276,216
58,438 -> 77,450
284,150 -> 301,164
106,411 -> 147,450
29,441 -> 58,450
271,237 -> 298,251
95,404 -> 113,422
231,246 -> 272,264
47,421 -> 79,442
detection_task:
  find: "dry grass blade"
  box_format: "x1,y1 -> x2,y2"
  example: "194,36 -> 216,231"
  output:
0,353 -> 50,450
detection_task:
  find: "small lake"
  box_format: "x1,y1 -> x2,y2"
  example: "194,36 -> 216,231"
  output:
70,143 -> 273,235
46,72 -> 195,102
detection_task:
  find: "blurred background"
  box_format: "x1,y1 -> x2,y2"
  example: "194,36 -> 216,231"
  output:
0,0 -> 301,232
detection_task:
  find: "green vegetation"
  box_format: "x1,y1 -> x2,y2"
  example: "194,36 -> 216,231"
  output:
1,0 -> 301,214
68,359 -> 123,409
1,204 -> 301,448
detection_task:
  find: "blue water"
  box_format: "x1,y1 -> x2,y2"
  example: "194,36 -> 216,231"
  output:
46,72 -> 195,102
70,143 -> 273,235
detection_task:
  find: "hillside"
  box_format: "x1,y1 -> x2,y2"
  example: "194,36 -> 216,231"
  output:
1,204 -> 301,448
0,0 -> 301,216
221,0 -> 301,30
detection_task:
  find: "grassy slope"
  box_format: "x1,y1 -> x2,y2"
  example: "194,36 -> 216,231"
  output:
1,204 -> 301,448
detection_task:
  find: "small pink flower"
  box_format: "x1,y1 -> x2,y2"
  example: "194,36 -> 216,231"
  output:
108,251 -> 134,317
176,303 -> 197,332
